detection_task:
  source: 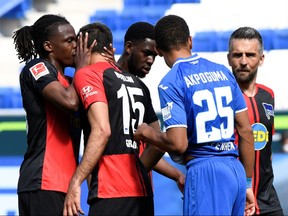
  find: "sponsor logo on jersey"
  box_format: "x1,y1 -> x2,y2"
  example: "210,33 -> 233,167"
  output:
29,62 -> 49,80
262,103 -> 274,120
252,122 -> 269,150
81,86 -> 98,99
162,102 -> 173,121
159,84 -> 168,90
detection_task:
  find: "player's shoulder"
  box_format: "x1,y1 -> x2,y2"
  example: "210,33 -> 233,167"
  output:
256,83 -> 274,95
21,58 -> 56,79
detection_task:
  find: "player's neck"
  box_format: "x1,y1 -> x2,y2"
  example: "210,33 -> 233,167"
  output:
90,53 -> 107,64
240,81 -> 257,97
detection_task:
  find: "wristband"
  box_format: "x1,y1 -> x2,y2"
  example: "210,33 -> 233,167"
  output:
246,177 -> 252,188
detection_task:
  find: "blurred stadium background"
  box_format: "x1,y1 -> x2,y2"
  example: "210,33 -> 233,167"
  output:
0,0 -> 288,215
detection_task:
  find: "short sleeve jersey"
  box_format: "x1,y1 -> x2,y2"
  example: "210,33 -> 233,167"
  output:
17,59 -> 77,194
74,62 -> 157,202
243,84 -> 282,214
158,54 -> 247,158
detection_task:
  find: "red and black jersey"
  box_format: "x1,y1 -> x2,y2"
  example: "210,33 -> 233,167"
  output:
243,83 -> 282,215
17,59 -> 78,194
74,62 -> 157,202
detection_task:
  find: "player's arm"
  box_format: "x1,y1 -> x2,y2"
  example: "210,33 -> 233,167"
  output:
42,82 -> 79,112
135,123 -> 188,154
235,110 -> 255,215
140,121 -> 185,192
153,157 -> 185,193
63,102 -> 111,216
235,110 -> 254,177
140,121 -> 164,170
43,33 -> 95,113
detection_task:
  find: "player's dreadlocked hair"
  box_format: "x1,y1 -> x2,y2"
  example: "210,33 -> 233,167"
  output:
12,14 -> 70,63
124,22 -> 154,44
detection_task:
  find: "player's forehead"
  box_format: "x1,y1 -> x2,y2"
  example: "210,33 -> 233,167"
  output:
230,39 -> 260,52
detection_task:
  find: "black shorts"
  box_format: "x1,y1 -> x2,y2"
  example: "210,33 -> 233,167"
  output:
18,190 -> 66,216
88,196 -> 154,216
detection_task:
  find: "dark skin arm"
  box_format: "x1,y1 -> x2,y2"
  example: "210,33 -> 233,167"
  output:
134,124 -> 188,154
140,121 -> 186,193
42,32 -> 96,113
235,110 -> 255,216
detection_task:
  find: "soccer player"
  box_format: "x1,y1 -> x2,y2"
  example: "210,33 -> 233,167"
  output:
63,22 -> 162,216
228,26 -> 284,216
134,15 -> 256,216
13,14 -> 93,215
116,21 -> 185,192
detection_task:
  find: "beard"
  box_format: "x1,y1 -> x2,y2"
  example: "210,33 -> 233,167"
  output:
233,69 -> 257,83
128,54 -> 146,78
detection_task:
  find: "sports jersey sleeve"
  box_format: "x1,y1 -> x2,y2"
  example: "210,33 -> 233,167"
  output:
24,59 -> 58,94
74,67 -> 107,110
158,66 -> 187,130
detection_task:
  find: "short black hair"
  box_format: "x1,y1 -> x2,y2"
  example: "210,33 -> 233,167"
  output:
229,27 -> 264,54
78,22 -> 113,54
13,14 -> 70,62
154,15 -> 190,52
124,22 -> 154,44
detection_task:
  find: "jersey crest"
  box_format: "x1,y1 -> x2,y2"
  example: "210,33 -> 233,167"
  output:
29,62 -> 49,80
262,103 -> 274,120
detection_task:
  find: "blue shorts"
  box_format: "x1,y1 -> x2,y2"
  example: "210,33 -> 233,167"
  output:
184,156 -> 246,215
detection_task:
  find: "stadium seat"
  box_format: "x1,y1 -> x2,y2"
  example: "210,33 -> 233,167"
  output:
0,87 -> 13,108
173,0 -> 201,3
116,7 -> 142,31
141,6 -> 168,25
123,0 -> 148,7
11,88 -> 22,108
0,0 -> 32,18
148,0 -> 173,6
89,9 -> 119,31
64,67 -> 76,78
192,31 -> 217,52
259,29 -> 275,51
215,31 -> 232,52
113,30 -> 125,55
272,29 -> 288,50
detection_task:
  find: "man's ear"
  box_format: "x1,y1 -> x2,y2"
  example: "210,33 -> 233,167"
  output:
188,36 -> 192,50
124,41 -> 133,55
155,45 -> 163,57
43,41 -> 52,52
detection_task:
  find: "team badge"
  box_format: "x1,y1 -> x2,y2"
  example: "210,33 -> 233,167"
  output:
262,103 -> 274,120
29,62 -> 49,80
162,102 -> 173,121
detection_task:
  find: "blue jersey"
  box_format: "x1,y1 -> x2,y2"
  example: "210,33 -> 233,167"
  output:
158,54 -> 247,158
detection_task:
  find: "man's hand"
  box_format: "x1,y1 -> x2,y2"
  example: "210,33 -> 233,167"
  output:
101,43 -> 116,64
63,184 -> 84,216
74,32 -> 97,70
245,187 -> 255,216
134,123 -> 150,142
176,172 -> 185,194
